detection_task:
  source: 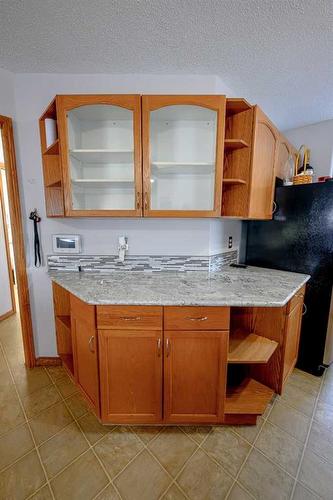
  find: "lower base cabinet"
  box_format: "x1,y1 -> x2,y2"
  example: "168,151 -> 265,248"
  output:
98,329 -> 162,423
164,330 -> 228,423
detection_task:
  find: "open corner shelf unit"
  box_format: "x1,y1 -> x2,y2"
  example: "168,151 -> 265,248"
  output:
39,98 -> 65,217
52,282 -> 74,377
222,98 -> 254,217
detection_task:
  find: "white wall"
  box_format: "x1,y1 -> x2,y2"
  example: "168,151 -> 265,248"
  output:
13,73 -> 241,356
285,120 -> 333,181
0,67 -> 15,117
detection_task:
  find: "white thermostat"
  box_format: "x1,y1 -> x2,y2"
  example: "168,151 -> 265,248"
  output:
52,234 -> 81,254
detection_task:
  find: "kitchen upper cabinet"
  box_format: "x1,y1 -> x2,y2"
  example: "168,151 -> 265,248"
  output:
222,101 -> 279,220
98,329 -> 163,423
142,95 -> 226,217
276,133 -> 297,181
71,295 -> 100,415
163,330 -> 228,423
56,94 -> 142,217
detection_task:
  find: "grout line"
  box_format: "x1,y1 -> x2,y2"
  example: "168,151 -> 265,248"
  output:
0,344 -> 56,500
289,369 -> 326,500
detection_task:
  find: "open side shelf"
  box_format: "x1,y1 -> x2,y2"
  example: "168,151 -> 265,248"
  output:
44,139 -> 59,156
222,178 -> 247,185
57,315 -> 71,330
226,98 -> 252,116
225,378 -> 274,415
228,330 -> 278,364
224,139 -> 249,150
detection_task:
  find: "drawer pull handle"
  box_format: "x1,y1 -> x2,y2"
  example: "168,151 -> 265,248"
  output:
157,338 -> 162,357
186,316 -> 208,322
302,303 -> 307,316
120,316 -> 141,321
166,338 -> 171,357
88,336 -> 95,353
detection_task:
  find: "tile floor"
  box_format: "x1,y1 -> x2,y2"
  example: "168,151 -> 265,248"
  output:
1,314 -> 333,499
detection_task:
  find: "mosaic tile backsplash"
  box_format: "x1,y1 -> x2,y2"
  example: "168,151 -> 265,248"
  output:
47,250 -> 238,273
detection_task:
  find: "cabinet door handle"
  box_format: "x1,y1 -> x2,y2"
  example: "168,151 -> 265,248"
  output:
120,316 -> 141,321
88,335 -> 95,353
166,338 -> 171,357
136,191 -> 141,210
157,338 -> 162,356
302,303 -> 307,316
272,201 -> 278,214
186,316 -> 208,322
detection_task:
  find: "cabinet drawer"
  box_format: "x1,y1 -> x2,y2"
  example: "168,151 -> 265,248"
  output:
287,285 -> 305,314
164,306 -> 230,331
97,305 -> 163,330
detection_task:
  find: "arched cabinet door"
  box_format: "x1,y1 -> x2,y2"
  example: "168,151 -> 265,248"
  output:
249,107 -> 279,219
142,95 -> 226,217
276,133 -> 297,181
57,95 -> 142,217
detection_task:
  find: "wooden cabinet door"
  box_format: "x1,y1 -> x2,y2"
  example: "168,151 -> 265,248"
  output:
142,95 -> 225,218
57,94 -> 142,217
276,133 -> 297,181
71,295 -> 100,415
99,329 -> 162,423
249,106 -> 279,219
164,330 -> 228,423
282,300 -> 303,384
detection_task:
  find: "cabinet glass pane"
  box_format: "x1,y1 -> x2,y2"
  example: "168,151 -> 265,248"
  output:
67,105 -> 135,211
150,105 -> 217,211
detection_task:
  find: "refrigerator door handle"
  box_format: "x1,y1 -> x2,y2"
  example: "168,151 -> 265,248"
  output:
302,303 -> 308,316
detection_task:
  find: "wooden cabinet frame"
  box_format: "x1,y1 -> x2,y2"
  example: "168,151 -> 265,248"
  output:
142,95 -> 226,217
56,94 -> 143,217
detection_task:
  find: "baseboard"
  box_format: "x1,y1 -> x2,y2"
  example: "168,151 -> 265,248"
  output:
35,356 -> 62,367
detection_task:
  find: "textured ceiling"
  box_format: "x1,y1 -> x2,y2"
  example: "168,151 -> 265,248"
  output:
0,0 -> 332,129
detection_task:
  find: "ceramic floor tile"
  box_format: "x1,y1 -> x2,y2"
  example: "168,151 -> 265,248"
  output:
0,422 -> 34,471
239,449 -> 294,500
55,374 -> 78,398
46,365 -> 67,382
280,384 -> 317,417
29,401 -> 73,445
162,483 -> 187,500
65,393 -> 89,419
268,399 -> 310,443
14,366 -> 52,396
50,450 -> 108,500
39,422 -> 89,478
181,425 -> 212,444
94,426 -> 143,479
231,416 -> 264,444
78,411 -> 111,445
21,384 -> 62,418
114,450 -> 170,500
95,483 -> 121,499
203,427 -> 250,478
0,390 -> 25,436
177,449 -> 233,500
319,382 -> 333,406
313,400 -> 333,429
0,450 -> 46,500
307,419 -> 333,465
30,484 -> 54,499
287,369 -> 322,396
149,427 -> 197,476
293,482 -> 320,500
228,483 -> 254,500
132,425 -> 164,444
255,421 -> 303,476
299,448 -> 333,499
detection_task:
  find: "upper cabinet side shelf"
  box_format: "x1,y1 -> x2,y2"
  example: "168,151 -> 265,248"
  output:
224,139 -> 249,150
44,138 -> 59,156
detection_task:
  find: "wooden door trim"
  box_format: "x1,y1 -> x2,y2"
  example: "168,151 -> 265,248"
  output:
0,168 -> 16,320
142,95 -> 225,218
0,115 -> 35,367
56,94 -> 143,217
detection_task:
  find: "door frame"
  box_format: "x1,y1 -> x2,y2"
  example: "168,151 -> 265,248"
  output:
0,166 -> 16,320
0,114 -> 36,368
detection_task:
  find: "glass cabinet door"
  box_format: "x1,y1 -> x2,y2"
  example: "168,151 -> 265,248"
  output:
142,96 -> 225,216
58,96 -> 142,216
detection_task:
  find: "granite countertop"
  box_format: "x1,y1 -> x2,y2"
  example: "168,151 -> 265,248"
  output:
49,266 -> 310,307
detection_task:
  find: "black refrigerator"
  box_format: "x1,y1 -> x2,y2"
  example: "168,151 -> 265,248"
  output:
245,182 -> 333,376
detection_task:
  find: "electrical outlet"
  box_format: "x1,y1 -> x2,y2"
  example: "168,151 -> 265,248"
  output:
228,236 -> 233,249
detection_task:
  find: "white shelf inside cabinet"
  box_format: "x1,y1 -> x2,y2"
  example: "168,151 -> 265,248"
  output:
152,162 -> 214,166
70,149 -> 134,163
72,179 -> 134,187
